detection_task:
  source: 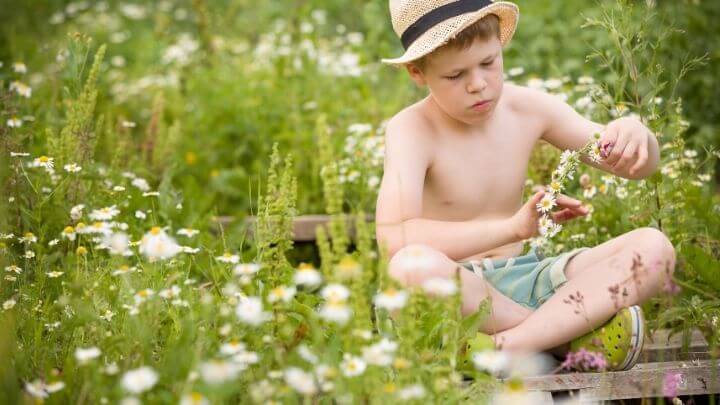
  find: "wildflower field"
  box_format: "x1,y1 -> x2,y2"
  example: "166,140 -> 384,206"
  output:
1,0 -> 719,403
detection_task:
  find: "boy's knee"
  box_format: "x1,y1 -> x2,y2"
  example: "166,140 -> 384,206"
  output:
635,227 -> 675,264
388,244 -> 450,287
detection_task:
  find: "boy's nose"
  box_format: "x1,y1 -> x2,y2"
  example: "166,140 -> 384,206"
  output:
466,69 -> 487,93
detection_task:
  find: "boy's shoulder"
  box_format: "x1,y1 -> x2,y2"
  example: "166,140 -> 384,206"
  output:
384,98 -> 437,145
503,83 -> 558,115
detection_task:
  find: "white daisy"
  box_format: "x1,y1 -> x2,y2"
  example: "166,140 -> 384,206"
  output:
320,284 -> 350,302
235,296 -> 271,326
131,177 -> 150,191
139,227 -> 182,261
13,62 -> 27,74
284,367 -> 317,396
293,263 -> 322,288
216,252 -> 240,264
100,232 -> 132,256
421,277 -> 458,296
362,338 -> 397,366
32,156 -> 54,171
5,265 -> 22,274
397,384 -> 426,400
177,228 -> 199,237
70,204 -> 85,220
373,288 -> 408,311
233,262 -> 260,276
220,341 -> 246,356
318,301 -> 352,325
7,117 -> 22,127
121,366 -> 159,394
340,354 -> 366,377
472,350 -> 510,375
199,360 -> 243,385
63,163 -> 82,173
536,194 -> 557,213
158,285 -> 181,299
75,346 -> 102,363
89,205 -> 120,221
267,285 -> 296,304
180,392 -> 209,405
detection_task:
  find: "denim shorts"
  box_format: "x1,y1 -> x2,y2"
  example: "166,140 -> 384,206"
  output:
458,247 -> 589,310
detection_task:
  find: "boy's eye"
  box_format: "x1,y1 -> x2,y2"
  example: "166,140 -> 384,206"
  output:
445,73 -> 462,80
482,59 -> 495,66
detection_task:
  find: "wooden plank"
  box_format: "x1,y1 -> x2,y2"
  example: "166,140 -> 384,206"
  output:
579,359 -> 720,401
212,214 -> 374,242
521,359 -> 720,400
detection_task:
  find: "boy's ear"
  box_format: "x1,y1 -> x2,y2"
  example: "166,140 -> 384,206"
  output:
405,63 -> 427,87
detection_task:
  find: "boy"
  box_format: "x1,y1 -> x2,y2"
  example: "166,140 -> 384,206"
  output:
375,0 -> 676,371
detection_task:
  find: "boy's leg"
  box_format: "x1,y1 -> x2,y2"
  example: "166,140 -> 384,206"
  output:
491,227 -> 676,353
388,244 -> 534,334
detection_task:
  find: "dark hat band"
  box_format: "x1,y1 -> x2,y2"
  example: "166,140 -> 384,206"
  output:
400,0 -> 493,50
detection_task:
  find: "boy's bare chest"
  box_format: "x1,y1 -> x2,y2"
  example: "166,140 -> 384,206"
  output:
423,128 -> 539,220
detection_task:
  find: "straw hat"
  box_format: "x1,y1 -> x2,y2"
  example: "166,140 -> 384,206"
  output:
382,0 -> 519,66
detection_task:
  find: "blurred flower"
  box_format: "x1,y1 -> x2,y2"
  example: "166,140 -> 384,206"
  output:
158,286 -> 181,299
236,296 -> 271,326
233,262 -> 260,276
7,117 -> 22,127
560,348 -> 607,372
216,252 -> 240,264
335,255 -> 361,280
199,360 -> 243,385
139,227 -> 181,261
267,285 -> 296,304
13,62 -> 27,73
101,232 -> 132,256
340,354 -> 366,377
180,392 -> 209,405
90,205 -> 120,221
70,204 -> 85,220
177,228 -> 199,237
75,347 -> 102,364
362,338 -> 398,366
133,289 -> 155,305
297,344 -> 318,364
32,156 -> 54,172
373,288 -> 408,311
421,278 -> 458,296
3,299 -> 17,310
5,265 -> 22,274
121,366 -> 159,394
10,81 -> 31,97
472,350 -> 509,375
508,67 -> 524,77
663,372 -> 683,398
397,384 -> 426,400
294,263 -> 322,288
19,232 -> 37,243
318,301 -> 352,325
220,341 -> 246,356
284,367 -> 317,396
321,284 -> 350,302
131,177 -> 150,191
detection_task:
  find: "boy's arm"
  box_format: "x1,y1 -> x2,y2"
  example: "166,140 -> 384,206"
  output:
375,116 -> 519,261
533,89 -> 660,180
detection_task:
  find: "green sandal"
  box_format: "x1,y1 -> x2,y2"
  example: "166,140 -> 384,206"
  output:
567,305 -> 645,372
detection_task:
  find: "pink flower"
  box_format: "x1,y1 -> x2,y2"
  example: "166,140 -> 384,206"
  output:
560,348 -> 607,372
663,372 -> 683,398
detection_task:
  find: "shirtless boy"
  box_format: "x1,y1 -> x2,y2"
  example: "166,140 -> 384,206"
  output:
375,0 -> 676,371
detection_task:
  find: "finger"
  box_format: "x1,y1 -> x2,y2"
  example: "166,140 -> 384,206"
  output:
613,141 -> 638,172
605,131 -> 630,166
551,208 -> 577,224
555,194 -> 582,207
629,133 -> 649,175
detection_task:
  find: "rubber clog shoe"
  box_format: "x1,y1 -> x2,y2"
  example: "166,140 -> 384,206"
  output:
568,305 -> 645,371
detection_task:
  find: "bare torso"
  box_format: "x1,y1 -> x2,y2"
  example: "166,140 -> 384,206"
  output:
407,84 -> 544,261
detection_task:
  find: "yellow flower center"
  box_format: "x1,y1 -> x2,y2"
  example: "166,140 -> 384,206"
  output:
63,226 -> 74,233
76,246 -> 87,255
39,156 -> 49,163
150,226 -> 162,235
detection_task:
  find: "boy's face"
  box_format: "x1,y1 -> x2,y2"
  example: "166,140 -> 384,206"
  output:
407,36 -> 504,126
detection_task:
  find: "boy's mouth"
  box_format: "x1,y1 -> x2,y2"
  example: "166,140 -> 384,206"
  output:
470,100 -> 492,110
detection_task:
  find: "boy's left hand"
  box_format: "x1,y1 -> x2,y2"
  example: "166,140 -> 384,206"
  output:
598,117 -> 652,176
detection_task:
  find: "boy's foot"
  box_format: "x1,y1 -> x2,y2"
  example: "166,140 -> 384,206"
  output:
567,305 -> 645,372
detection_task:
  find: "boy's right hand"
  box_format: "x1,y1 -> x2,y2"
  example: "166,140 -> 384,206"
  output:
510,190 -> 589,240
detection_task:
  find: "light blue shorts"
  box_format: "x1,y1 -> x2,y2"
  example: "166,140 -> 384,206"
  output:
459,247 -> 589,310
